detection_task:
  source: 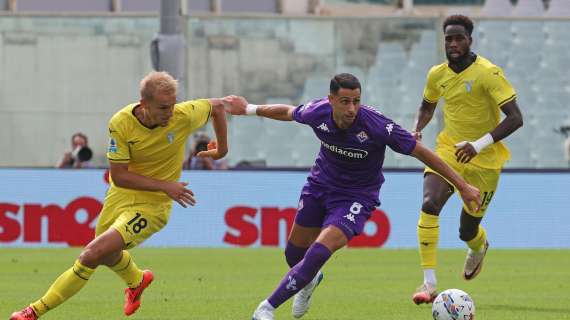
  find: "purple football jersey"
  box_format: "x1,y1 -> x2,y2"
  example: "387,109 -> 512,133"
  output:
292,98 -> 417,206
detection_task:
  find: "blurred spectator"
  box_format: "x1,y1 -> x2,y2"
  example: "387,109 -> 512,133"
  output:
565,136 -> 570,166
555,125 -> 570,166
561,125 -> 570,166
184,132 -> 228,170
57,132 -> 93,168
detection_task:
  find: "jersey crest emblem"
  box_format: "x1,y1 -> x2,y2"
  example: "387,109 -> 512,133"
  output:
167,132 -> 174,144
356,131 -> 369,143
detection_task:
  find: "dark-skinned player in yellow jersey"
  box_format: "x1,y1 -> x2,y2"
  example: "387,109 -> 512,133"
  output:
411,15 -> 523,304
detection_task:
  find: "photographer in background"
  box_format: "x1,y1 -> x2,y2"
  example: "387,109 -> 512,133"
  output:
184,131 -> 228,170
57,132 -> 93,168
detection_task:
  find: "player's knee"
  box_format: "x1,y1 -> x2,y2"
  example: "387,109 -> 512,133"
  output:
79,247 -> 106,268
421,196 -> 442,215
459,225 -> 478,242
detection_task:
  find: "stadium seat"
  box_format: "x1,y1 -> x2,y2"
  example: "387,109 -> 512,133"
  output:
121,0 -> 160,12
538,93 -> 570,115
229,116 -> 268,165
220,0 -> 278,13
507,48 -> 542,79
409,46 -> 438,74
185,0 -> 212,12
122,0 -> 211,13
507,77 -> 536,112
261,120 -> 300,166
400,64 -> 429,95
289,126 -> 320,167
530,135 -> 567,168
476,21 -> 513,68
335,65 -> 367,84
365,70 -> 396,109
543,21 -> 570,44
511,0 -> 545,17
511,21 -> 545,40
478,20 -> 513,42
544,0 -> 570,17
477,48 -> 509,69
504,134 -> 532,168
16,0 -> 112,12
374,42 -> 407,72
300,75 -> 330,104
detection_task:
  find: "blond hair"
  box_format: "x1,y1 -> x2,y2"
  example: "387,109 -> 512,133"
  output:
139,71 -> 178,100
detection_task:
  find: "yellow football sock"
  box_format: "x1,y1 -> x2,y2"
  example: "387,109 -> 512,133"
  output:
109,251 -> 143,288
418,211 -> 440,269
467,226 -> 487,252
30,260 -> 94,316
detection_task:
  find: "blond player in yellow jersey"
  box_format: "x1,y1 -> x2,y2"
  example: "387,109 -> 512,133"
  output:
10,71 -> 229,320
411,15 -> 524,305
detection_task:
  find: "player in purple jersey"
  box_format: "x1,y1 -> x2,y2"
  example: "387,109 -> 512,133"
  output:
223,73 -> 481,320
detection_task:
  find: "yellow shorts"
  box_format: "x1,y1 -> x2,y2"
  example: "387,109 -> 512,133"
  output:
425,146 -> 501,218
96,195 -> 172,249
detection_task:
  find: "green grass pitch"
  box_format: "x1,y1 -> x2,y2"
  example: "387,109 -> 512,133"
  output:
2,248 -> 569,319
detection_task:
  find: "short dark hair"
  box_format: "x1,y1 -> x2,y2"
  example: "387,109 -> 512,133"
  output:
71,132 -> 88,145
443,15 -> 474,36
330,73 -> 361,94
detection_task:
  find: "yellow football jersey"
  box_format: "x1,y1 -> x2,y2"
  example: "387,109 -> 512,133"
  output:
423,55 -> 516,169
106,99 -> 212,203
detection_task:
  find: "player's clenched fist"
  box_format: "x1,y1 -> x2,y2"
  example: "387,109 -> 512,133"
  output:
457,183 -> 481,213
222,95 -> 249,115
196,140 -> 226,160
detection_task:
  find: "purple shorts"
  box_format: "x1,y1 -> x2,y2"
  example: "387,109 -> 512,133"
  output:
294,184 -> 375,240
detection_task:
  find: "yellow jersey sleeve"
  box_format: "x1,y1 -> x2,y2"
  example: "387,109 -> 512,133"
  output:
482,67 -> 516,107
106,120 -> 130,163
177,99 -> 212,132
423,66 -> 442,104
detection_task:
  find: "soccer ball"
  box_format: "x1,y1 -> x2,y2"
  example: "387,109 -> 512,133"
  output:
432,289 -> 475,320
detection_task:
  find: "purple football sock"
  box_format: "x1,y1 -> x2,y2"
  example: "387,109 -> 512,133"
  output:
267,242 -> 331,308
285,241 -> 308,268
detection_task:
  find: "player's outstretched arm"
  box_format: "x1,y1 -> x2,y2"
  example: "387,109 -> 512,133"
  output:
411,141 -> 481,212
109,162 -> 196,207
195,98 -> 228,160
223,95 -> 294,121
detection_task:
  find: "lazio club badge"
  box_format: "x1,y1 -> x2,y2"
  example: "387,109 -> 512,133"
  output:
108,138 -> 117,153
167,132 -> 174,144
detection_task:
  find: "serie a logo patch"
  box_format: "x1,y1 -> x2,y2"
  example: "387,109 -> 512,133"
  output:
108,138 -> 118,153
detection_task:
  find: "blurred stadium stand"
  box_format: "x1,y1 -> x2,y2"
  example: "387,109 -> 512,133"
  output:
0,0 -> 319,14
544,0 -> 570,17
480,0 -> 513,16
14,0 -> 114,12
0,0 -> 568,168
511,0 -> 544,16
